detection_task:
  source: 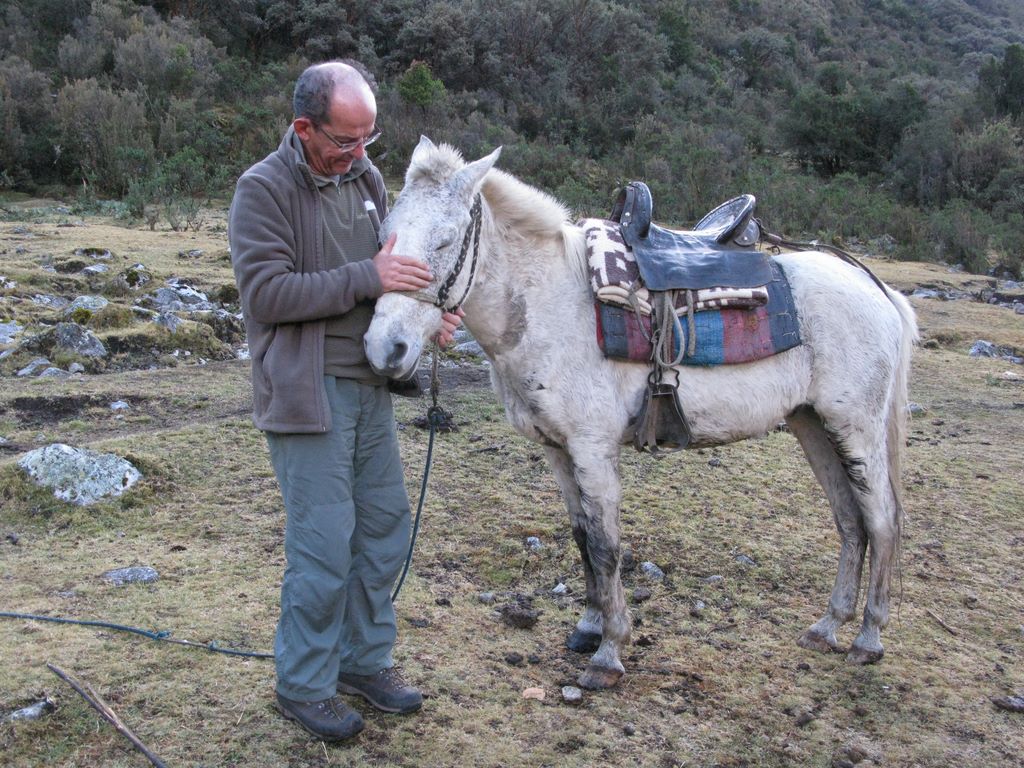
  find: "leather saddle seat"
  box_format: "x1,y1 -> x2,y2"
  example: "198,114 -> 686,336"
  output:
609,181 -> 773,291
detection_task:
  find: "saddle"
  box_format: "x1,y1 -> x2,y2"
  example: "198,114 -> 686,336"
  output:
610,181 -> 773,291
605,183 -> 779,456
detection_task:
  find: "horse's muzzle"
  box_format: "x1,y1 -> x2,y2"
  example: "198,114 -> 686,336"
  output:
364,335 -> 422,381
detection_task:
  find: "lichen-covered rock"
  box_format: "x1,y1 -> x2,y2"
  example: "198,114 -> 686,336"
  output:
102,566 -> 158,585
54,322 -> 107,358
18,443 -> 141,505
0,321 -> 21,343
65,295 -> 109,315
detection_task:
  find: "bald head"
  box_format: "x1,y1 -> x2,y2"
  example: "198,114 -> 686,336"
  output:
293,62 -> 375,127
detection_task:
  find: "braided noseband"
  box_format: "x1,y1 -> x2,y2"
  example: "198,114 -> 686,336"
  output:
434,194 -> 483,311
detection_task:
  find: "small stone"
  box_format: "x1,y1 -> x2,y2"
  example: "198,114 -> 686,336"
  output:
521,687 -> 545,700
795,711 -> 815,727
797,661 -> 811,671
963,593 -> 978,608
525,536 -> 542,551
561,686 -> 583,704
527,653 -> 541,664
640,561 -> 665,582
620,548 -> 636,572
504,652 -> 524,666
993,694 -> 1024,713
5,533 -> 19,545
633,587 -> 652,603
38,367 -> 70,378
690,599 -> 705,617
551,582 -> 568,595
81,264 -> 108,275
5,698 -> 55,722
68,362 -> 85,374
623,723 -> 636,736
703,574 -> 724,585
102,566 -> 159,586
478,592 -> 496,604
708,457 -> 722,467
735,553 -> 757,567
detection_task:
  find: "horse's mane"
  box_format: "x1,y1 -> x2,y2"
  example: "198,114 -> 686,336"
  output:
480,167 -> 588,282
406,142 -> 588,280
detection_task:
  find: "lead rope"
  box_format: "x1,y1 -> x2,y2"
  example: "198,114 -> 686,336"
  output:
391,347 -> 445,603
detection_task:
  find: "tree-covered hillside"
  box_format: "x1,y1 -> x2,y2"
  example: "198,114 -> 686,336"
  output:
2,0 -> 1023,274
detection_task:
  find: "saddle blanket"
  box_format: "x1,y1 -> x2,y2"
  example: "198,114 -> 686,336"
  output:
583,218 -> 769,315
594,260 -> 802,365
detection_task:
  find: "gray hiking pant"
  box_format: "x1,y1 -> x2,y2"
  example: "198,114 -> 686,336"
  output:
266,377 -> 411,702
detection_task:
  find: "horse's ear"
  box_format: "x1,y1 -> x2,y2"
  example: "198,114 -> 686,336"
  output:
450,146 -> 502,202
412,135 -> 436,156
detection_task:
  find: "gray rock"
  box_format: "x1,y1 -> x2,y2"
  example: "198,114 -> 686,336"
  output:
82,264 -> 108,276
0,321 -> 22,343
18,443 -> 141,505
6,698 -> 55,722
478,591 -> 496,604
68,362 -> 85,374
525,536 -> 542,551
54,323 -> 106,358
155,312 -> 183,333
735,553 -> 757,567
970,340 -> 999,358
970,339 -> 1024,364
110,400 -> 130,412
65,295 -> 109,315
703,574 -> 725,584
102,566 -> 158,586
17,357 -> 51,377
454,339 -> 485,356
908,402 -> 926,416
32,294 -> 70,309
561,686 -> 583,704
640,561 -> 665,582
551,582 -> 569,595
39,367 -> 70,378
0,275 -> 16,289
633,586 -> 653,603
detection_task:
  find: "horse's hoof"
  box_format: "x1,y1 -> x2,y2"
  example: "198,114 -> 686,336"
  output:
847,644 -> 884,665
578,664 -> 623,690
566,629 -> 602,653
796,629 -> 844,654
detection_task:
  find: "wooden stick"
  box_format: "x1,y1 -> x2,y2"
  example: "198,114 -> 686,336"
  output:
925,608 -> 959,637
46,663 -> 168,768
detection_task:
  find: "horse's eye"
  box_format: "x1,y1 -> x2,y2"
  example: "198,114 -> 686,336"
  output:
433,227 -> 458,252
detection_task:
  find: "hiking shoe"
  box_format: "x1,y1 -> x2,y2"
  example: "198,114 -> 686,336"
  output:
338,667 -> 423,714
275,693 -> 364,741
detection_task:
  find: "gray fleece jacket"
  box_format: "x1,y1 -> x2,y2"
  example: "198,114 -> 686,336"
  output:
229,126 -> 389,433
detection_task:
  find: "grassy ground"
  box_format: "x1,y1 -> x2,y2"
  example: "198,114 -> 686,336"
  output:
1,205 -> 1022,767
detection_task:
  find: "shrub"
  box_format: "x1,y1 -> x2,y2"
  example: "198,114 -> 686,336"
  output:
55,78 -> 154,195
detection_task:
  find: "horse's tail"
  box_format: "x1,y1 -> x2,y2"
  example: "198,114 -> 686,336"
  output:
884,287 -> 918,523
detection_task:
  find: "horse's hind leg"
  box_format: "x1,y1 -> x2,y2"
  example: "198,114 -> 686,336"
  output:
787,406 -> 867,654
545,446 -> 602,654
845,448 -> 899,664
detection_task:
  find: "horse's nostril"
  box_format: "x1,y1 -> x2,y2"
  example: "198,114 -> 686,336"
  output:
386,341 -> 408,369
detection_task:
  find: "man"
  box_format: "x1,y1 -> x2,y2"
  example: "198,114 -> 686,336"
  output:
229,61 -> 461,742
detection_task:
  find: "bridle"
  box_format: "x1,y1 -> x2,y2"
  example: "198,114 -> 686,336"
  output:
432,194 -> 483,311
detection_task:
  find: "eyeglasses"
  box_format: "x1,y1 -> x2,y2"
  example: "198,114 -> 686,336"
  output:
315,125 -> 382,154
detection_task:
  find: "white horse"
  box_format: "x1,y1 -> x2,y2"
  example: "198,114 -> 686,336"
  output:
365,137 -> 918,689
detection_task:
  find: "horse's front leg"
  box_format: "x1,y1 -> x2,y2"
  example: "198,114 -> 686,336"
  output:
544,446 -> 602,654
565,442 -> 629,689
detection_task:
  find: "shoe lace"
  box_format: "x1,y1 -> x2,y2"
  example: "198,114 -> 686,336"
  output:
379,667 -> 409,687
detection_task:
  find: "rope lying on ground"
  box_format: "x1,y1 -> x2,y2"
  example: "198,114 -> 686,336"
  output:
0,611 -> 274,658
